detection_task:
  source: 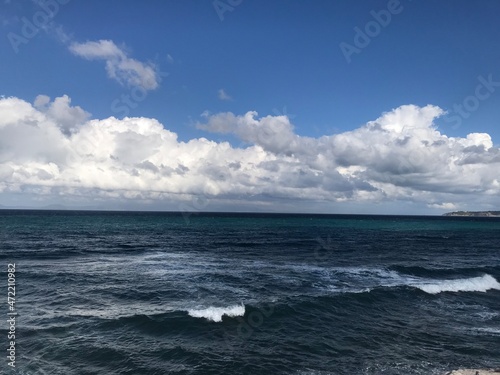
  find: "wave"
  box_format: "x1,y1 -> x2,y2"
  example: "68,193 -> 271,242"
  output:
323,267 -> 500,296
187,304 -> 245,322
388,264 -> 494,278
415,274 -> 500,294
328,267 -> 500,296
473,327 -> 500,335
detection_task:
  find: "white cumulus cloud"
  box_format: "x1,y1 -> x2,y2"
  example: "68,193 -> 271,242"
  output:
0,95 -> 499,213
33,94 -> 90,135
69,40 -> 160,90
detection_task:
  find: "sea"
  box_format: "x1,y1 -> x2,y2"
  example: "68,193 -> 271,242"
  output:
1,210 -> 499,375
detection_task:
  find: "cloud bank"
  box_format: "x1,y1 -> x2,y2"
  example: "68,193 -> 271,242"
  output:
0,95 -> 499,212
69,40 -> 160,90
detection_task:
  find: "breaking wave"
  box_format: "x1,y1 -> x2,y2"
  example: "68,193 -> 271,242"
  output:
187,304 -> 245,322
415,274 -> 500,294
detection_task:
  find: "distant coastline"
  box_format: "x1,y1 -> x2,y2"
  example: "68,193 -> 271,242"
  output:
443,211 -> 500,217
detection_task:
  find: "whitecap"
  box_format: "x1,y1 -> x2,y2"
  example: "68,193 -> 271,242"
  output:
187,304 -> 245,322
415,274 -> 500,294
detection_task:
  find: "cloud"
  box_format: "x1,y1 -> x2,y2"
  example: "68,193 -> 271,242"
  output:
218,89 -> 232,101
428,202 -> 458,210
0,95 -> 499,212
69,40 -> 160,90
33,94 -> 90,135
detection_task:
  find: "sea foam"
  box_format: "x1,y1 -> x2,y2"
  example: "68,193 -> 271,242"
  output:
416,274 -> 500,294
187,304 -> 245,322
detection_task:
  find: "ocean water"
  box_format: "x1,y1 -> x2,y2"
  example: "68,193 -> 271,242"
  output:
1,210 -> 499,375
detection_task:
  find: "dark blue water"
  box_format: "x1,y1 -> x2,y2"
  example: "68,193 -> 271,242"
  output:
1,211 -> 499,375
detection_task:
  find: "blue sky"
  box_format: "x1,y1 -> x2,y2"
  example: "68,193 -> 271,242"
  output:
1,0 -> 500,213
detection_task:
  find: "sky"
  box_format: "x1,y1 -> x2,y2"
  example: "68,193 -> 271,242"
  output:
1,0 -> 500,214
